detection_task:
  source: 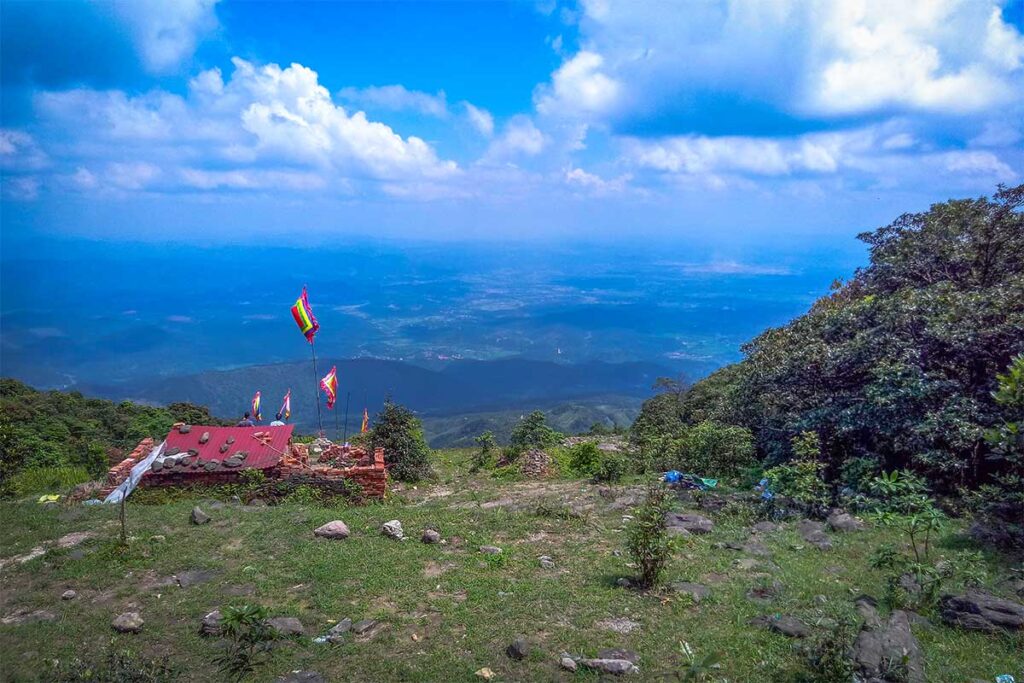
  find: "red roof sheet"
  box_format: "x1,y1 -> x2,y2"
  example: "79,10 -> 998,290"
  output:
161,425 -> 294,471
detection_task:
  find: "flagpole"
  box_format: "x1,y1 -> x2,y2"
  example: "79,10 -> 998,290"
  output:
342,391 -> 351,444
310,341 -> 324,437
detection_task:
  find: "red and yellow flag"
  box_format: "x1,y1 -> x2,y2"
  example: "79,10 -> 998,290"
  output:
290,286 -> 319,343
320,366 -> 338,409
280,389 -> 291,420
251,391 -> 262,421
361,407 -> 369,433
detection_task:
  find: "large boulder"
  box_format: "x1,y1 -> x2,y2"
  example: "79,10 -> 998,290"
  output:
313,521 -> 350,540
851,609 -> 924,683
665,512 -> 714,535
939,590 -> 1024,633
268,616 -> 305,637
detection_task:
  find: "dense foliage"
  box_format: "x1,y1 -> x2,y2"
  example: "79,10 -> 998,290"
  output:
634,186 -> 1024,500
368,400 -> 433,481
509,410 -> 563,452
0,379 -> 225,495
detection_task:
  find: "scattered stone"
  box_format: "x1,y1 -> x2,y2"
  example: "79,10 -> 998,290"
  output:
1,609 -> 57,626
275,672 -> 325,683
351,619 -> 377,635
797,519 -> 833,550
939,590 -> 1024,632
111,612 -> 144,633
421,529 -> 441,544
178,424 -> 191,434
327,618 -> 352,643
597,648 -> 639,664
741,539 -> 772,557
203,460 -> 220,472
199,431 -> 211,444
538,555 -> 556,569
220,444 -> 229,454
176,569 -> 218,588
578,657 -> 639,675
61,589 -> 77,600
268,616 -> 305,637
506,637 -> 530,660
199,610 -> 222,636
750,521 -> 781,534
733,558 -> 761,571
559,656 -> 578,671
381,520 -> 405,540
189,507 -> 211,525
226,436 -> 235,444
479,545 -> 503,555
665,512 -> 714,535
521,449 -> 553,477
746,579 -> 784,603
474,668 -> 497,681
166,446 -> 181,456
851,610 -> 924,683
313,521 -> 350,540
749,614 -> 809,638
223,457 -> 243,468
668,582 -> 711,603
826,509 -> 864,532
597,617 -> 641,634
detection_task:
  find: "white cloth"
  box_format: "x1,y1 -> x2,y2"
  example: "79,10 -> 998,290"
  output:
103,440 -> 166,504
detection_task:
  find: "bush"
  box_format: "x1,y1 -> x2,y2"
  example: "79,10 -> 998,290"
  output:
8,465 -> 91,496
213,604 -> 280,681
593,451 -> 628,482
509,410 -> 561,452
471,431 -> 496,472
626,482 -> 673,589
763,431 -> 830,515
680,420 -> 755,478
368,401 -> 432,482
51,644 -> 180,682
567,442 -> 601,475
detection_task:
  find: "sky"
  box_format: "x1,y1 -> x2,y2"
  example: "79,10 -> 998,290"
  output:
1,0 -> 1023,248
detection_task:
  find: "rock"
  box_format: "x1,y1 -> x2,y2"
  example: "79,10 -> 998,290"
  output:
597,617 -> 641,634
223,458 -> 243,468
559,656 -> 578,671
746,579 -> 785,603
665,512 -> 714,535
61,589 -> 77,600
220,444 -> 229,454
177,569 -> 218,588
351,619 -> 377,635
741,539 -> 772,557
111,612 -> 144,633
538,555 -> 556,569
474,668 -> 497,680
521,449 -> 553,477
939,590 -> 1024,632
827,509 -> 865,532
898,572 -> 923,599
578,658 -> 640,675
1,609 -> 58,625
226,436 -> 235,444
190,507 -> 211,525
733,558 -> 761,571
597,648 -> 639,664
327,618 -> 352,642
851,610 -> 924,683
506,637 -> 530,660
421,529 -> 441,544
166,446 -> 181,456
199,610 -> 222,636
668,582 -> 711,603
150,460 -> 163,473
750,521 -> 781,534
797,519 -> 833,550
268,616 -> 305,636
203,460 -> 220,472
749,614 -> 809,638
479,545 -> 503,555
178,424 -> 191,434
313,521 -> 350,540
275,672 -> 325,683
382,520 -> 405,540
199,431 -> 210,444
615,577 -> 634,588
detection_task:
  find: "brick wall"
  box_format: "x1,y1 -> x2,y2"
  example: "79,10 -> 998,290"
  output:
99,437 -> 155,497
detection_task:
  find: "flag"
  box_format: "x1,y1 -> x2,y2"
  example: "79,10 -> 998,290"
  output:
361,407 -> 369,433
251,391 -> 262,421
280,389 -> 291,420
290,286 -> 319,343
320,366 -> 338,409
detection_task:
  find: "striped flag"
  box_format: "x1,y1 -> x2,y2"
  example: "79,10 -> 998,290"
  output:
290,286 -> 319,343
280,389 -> 291,420
320,366 -> 338,409
361,407 -> 369,433
251,391 -> 262,421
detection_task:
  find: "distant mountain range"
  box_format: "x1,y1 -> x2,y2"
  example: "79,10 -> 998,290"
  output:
81,357 -> 670,446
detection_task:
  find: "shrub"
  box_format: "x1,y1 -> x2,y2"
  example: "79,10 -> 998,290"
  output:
51,644 -> 180,682
567,442 -> 601,475
679,420 -> 755,478
368,401 -> 432,482
8,465 -> 91,496
471,431 -> 496,472
626,482 -> 673,589
593,451 -> 628,482
763,432 -> 830,515
797,622 -> 856,683
509,410 -> 561,452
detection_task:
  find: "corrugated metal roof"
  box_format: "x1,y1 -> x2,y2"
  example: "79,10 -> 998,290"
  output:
159,424 -> 294,471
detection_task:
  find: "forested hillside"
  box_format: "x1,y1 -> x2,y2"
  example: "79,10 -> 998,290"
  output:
634,185 -> 1024,495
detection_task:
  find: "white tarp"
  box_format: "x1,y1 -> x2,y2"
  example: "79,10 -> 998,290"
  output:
103,440 -> 166,504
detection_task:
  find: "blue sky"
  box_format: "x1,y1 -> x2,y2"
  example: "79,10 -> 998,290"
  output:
2,0 -> 1022,247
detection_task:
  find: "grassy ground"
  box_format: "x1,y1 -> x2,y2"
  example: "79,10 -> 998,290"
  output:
1,449 -> 1022,682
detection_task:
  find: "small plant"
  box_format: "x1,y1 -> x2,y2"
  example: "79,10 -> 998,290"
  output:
213,604 -> 280,681
282,484 -> 323,506
471,431 -> 496,472
51,643 -> 180,682
625,481 -> 673,589
674,641 -> 721,681
797,622 -> 856,683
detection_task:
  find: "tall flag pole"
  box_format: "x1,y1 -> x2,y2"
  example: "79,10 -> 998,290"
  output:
251,391 -> 262,422
342,391 -> 351,444
291,286 -> 323,436
280,389 -> 291,421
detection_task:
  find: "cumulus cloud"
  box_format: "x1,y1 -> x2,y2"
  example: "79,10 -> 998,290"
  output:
464,102 -> 495,137
534,50 -> 621,118
483,116 -> 547,161
112,0 -> 220,74
336,84 -> 449,118
22,57 -> 459,198
564,166 -> 631,194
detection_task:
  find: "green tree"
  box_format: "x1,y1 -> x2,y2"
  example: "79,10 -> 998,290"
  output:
509,410 -> 561,452
680,420 -> 755,477
368,400 -> 432,482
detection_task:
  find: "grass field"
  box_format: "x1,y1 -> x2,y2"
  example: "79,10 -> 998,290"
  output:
1,449 -> 1021,682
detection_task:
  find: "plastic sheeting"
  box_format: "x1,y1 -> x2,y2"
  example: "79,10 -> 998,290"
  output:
102,440 -> 166,504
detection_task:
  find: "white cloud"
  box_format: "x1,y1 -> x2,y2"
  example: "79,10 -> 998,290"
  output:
624,134 -> 841,176
564,166 -> 631,194
484,116 -> 547,161
0,129 -> 48,171
535,50 -> 621,118
112,0 -> 220,74
464,102 -> 495,137
336,85 -> 449,118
